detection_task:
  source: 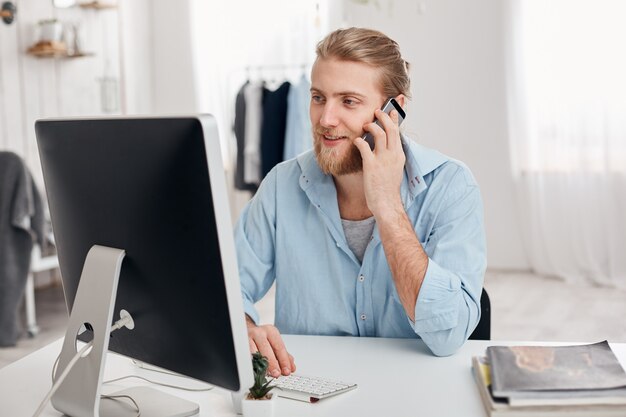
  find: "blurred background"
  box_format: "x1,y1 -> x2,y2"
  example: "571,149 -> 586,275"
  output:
1,0 -> 625,367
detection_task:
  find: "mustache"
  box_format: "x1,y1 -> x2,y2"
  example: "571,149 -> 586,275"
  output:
313,128 -> 354,137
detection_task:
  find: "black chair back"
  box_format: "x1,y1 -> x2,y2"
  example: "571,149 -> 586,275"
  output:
469,288 -> 491,340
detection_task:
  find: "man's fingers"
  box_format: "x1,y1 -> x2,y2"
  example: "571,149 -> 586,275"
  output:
247,325 -> 294,377
388,110 -> 401,151
248,338 -> 259,354
267,329 -> 293,376
376,109 -> 400,151
253,337 -> 281,377
288,353 -> 297,373
362,121 -> 386,153
353,136 -> 374,162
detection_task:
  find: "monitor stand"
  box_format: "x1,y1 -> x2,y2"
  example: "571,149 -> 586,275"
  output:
51,245 -> 199,417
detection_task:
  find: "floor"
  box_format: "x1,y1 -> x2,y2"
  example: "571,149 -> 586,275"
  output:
0,285 -> 69,369
2,270 -> 626,369
484,270 -> 626,343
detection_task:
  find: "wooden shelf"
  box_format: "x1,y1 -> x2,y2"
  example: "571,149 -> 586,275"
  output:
78,1 -> 117,10
28,51 -> 95,59
27,41 -> 95,59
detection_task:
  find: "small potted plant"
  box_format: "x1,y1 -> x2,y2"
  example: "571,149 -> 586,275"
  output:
241,352 -> 277,417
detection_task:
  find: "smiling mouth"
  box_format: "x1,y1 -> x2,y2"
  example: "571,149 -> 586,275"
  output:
322,134 -> 349,141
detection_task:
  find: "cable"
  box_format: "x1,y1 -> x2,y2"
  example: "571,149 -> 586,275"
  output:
131,359 -> 184,376
34,312 -> 136,417
32,341 -> 94,417
51,351 -> 60,383
100,394 -> 141,417
103,375 -> 214,392
123,359 -> 214,391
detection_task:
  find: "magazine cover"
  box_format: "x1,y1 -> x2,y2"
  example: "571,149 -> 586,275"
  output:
487,341 -> 626,396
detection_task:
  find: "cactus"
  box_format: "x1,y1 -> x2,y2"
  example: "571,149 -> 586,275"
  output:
248,351 -> 275,400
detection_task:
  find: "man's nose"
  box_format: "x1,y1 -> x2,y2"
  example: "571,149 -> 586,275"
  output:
319,103 -> 339,128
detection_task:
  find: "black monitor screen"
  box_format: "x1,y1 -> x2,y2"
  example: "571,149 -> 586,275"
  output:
36,116 -> 242,391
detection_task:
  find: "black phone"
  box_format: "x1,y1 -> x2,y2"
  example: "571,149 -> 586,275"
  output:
362,98 -> 406,150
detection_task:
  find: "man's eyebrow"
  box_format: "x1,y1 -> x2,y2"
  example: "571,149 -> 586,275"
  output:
310,88 -> 366,98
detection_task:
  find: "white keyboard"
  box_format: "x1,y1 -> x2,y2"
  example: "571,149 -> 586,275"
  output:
270,374 -> 357,403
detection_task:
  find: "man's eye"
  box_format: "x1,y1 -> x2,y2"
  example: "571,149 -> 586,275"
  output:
311,95 -> 324,103
344,99 -> 357,106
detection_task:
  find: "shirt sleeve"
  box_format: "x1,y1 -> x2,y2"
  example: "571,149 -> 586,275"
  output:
234,169 -> 278,325
409,165 -> 487,356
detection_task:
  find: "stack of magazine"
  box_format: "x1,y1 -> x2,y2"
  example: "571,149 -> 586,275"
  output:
472,341 -> 626,416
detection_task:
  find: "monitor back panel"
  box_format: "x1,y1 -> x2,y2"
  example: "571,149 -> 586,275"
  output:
36,117 -> 241,391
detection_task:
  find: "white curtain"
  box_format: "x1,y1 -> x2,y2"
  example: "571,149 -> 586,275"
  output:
507,0 -> 626,287
187,1 -> 329,220
188,0 -> 328,169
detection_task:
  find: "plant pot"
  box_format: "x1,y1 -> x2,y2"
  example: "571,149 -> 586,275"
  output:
39,20 -> 63,42
241,391 -> 277,417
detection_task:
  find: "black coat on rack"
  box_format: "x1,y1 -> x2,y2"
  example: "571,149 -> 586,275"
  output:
261,81 -> 291,178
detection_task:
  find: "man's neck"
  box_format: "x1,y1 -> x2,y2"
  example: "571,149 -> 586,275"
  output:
333,172 -> 373,221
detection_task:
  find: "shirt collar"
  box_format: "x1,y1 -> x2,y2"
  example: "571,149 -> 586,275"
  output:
400,134 -> 449,205
297,149 -> 331,192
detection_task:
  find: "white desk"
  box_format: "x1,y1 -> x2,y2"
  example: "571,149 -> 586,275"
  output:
1,336 -> 625,417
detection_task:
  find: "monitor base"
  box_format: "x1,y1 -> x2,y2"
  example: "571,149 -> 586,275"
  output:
101,386 -> 199,417
51,245 -> 127,417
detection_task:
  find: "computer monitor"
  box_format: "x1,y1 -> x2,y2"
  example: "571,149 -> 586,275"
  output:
35,115 -> 253,416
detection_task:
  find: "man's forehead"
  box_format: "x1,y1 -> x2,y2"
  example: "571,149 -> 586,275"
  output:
310,58 -> 384,98
309,87 -> 367,98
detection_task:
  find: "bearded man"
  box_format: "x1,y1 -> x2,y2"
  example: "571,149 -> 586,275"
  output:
235,27 -> 486,377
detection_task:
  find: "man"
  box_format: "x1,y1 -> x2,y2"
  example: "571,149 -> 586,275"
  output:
235,28 -> 486,378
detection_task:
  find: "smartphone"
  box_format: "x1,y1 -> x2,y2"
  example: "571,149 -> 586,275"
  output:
362,98 -> 406,150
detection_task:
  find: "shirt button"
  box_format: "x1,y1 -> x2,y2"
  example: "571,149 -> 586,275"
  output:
360,314 -> 367,320
358,275 -> 365,282
336,241 -> 340,247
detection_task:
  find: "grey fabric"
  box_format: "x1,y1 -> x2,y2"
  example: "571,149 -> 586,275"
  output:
234,81 -> 258,192
341,216 -> 376,263
0,152 -> 45,346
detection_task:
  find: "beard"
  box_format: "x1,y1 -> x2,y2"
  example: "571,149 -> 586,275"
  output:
313,127 -> 363,176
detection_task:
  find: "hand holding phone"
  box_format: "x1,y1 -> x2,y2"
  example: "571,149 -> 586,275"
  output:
362,98 -> 406,150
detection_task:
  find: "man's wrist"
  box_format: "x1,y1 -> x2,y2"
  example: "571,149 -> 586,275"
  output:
372,197 -> 405,224
245,314 -> 257,328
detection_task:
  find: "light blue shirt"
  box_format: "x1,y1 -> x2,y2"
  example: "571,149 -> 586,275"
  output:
235,136 -> 487,356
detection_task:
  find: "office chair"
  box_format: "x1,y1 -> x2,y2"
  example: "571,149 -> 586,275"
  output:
25,244 -> 59,337
469,288 -> 491,340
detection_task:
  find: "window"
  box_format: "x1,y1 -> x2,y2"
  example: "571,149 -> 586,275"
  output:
509,0 -> 626,173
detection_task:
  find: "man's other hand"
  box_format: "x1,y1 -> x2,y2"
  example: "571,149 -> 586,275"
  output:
246,315 -> 296,377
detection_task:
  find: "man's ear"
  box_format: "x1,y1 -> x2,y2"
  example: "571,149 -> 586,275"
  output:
394,94 -> 406,109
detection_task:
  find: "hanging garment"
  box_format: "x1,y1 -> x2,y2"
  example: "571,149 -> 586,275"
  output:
261,81 -> 291,178
234,81 -> 258,192
283,75 -> 313,161
0,152 -> 45,347
243,81 -> 265,185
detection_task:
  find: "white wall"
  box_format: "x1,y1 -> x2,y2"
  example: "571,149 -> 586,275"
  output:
150,0 -> 196,114
0,1 -> 122,287
1,0 -> 529,281
0,0 -> 121,187
118,0 -> 530,270
119,0 -> 196,115
340,0 -> 529,270
118,0 -> 153,114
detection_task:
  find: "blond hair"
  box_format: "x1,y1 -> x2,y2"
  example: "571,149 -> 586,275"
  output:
315,27 -> 411,99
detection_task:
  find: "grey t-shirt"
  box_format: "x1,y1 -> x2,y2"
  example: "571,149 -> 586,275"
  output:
341,216 -> 376,263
